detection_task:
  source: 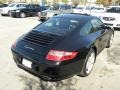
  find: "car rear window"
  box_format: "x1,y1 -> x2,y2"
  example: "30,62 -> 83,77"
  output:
33,17 -> 80,36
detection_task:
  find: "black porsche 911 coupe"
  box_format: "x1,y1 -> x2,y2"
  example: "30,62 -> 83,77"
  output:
11,14 -> 114,81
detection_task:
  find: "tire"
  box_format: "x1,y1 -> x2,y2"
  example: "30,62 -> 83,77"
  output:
10,14 -> 14,17
78,49 -> 96,77
20,12 -> 26,18
106,34 -> 114,48
1,14 -> 5,16
54,14 -> 57,16
8,11 -> 11,16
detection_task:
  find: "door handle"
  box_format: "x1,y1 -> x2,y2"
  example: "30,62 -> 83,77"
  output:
99,38 -> 102,41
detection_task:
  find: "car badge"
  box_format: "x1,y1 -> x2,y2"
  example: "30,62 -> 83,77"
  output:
24,45 -> 35,51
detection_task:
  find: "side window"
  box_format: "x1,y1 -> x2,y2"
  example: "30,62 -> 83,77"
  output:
27,5 -> 33,9
60,5 -> 65,10
91,19 -> 103,30
26,5 -> 30,9
53,6 -> 59,10
64,5 -> 72,10
65,5 -> 67,10
35,5 -> 40,8
30,5 -> 34,9
32,5 -> 35,8
80,22 -> 93,36
32,5 -> 39,8
16,4 -> 26,8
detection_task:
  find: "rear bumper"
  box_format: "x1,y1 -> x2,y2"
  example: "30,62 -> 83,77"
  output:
11,49 -> 84,81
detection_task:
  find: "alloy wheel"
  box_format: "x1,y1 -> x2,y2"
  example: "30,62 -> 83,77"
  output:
86,52 -> 95,74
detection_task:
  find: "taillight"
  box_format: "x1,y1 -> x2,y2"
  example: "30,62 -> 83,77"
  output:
12,42 -> 16,48
46,50 -> 78,61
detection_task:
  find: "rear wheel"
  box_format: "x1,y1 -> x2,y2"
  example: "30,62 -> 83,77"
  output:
20,12 -> 26,18
78,49 -> 96,77
8,11 -> 11,16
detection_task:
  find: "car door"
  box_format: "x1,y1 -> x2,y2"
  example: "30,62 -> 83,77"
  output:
65,5 -> 73,13
25,4 -> 33,15
31,5 -> 39,15
91,19 -> 110,52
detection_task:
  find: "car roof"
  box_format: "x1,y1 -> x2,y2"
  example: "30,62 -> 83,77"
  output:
8,3 -> 27,6
54,14 -> 96,22
108,6 -> 120,8
11,3 -> 27,4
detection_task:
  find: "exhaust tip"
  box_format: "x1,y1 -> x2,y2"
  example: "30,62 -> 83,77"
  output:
41,75 -> 52,81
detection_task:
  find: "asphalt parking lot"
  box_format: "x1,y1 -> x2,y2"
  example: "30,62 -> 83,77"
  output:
0,16 -> 120,90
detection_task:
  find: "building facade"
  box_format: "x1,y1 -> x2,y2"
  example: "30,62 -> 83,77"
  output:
6,0 -> 120,5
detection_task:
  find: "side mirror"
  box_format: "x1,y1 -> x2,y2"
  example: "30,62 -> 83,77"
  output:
103,25 -> 113,30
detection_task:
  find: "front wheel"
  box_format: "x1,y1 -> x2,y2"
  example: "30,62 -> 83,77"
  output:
20,12 -> 26,18
1,14 -> 6,16
8,11 -> 11,16
78,49 -> 96,77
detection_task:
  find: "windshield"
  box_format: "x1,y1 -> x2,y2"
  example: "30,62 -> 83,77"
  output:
106,7 -> 120,13
33,17 -> 80,35
8,4 -> 15,7
92,7 -> 104,10
76,7 -> 84,10
48,5 -> 59,10
16,4 -> 26,8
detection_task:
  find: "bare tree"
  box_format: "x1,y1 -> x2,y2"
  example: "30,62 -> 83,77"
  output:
72,0 -> 87,6
53,0 -> 60,4
0,0 -> 7,3
96,0 -> 112,6
115,0 -> 120,4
